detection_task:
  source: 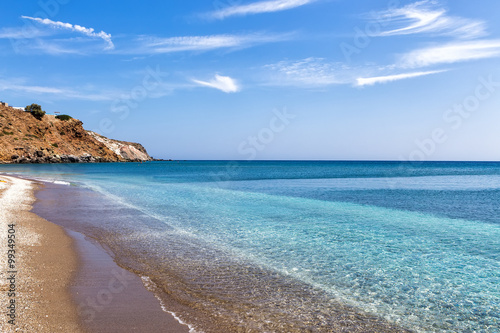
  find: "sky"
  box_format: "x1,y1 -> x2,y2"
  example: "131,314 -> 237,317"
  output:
1,0 -> 500,161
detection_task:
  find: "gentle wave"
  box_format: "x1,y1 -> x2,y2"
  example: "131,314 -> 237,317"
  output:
140,276 -> 200,333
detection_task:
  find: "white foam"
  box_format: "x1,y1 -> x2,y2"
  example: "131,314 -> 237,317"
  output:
31,177 -> 72,186
0,173 -> 73,186
53,180 -> 71,185
140,276 -> 200,333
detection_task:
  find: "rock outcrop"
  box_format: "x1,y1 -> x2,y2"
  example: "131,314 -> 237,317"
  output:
87,131 -> 152,162
0,104 -> 153,164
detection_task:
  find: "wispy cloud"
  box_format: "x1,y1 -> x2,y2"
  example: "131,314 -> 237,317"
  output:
374,0 -> 486,39
262,58 -> 450,88
0,80 -> 117,101
352,1 -> 499,84
356,70 -> 444,86
21,16 -> 114,50
264,57 -> 348,87
1,83 -> 63,94
0,27 -> 49,39
399,40 -> 500,68
192,74 -> 240,93
6,17 -> 290,55
24,39 -> 83,55
133,32 -> 291,54
206,0 -> 316,20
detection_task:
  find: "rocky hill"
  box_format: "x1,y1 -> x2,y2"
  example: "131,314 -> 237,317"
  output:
0,104 -> 153,163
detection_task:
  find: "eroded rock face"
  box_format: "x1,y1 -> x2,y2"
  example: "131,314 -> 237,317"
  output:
0,105 -> 153,164
86,131 -> 153,162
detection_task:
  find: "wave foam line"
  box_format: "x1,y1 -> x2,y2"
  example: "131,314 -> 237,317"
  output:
140,276 -> 200,333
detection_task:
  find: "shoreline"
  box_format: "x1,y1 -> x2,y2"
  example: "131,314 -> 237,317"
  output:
25,173 -> 411,332
65,228 -> 191,333
0,175 -> 191,332
0,175 -> 83,332
1,170 -> 414,332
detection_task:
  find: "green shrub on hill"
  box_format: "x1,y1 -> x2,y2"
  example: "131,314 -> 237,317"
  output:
25,103 -> 41,112
56,114 -> 72,121
25,103 -> 46,120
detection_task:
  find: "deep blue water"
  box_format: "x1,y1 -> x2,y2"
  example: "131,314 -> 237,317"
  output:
1,161 -> 499,332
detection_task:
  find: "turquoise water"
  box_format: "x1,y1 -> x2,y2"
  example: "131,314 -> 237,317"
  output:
2,161 -> 499,332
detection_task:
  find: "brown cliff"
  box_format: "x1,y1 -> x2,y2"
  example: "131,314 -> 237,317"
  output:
0,104 -> 153,163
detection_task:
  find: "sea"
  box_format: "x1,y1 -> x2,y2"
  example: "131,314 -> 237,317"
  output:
1,161 -> 498,332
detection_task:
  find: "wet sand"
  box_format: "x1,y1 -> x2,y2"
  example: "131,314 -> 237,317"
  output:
68,229 -> 190,333
0,175 -> 190,333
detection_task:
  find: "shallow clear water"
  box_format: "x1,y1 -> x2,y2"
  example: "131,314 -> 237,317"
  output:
2,161 -> 499,332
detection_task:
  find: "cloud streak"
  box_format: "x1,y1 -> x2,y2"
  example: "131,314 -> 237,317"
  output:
399,40 -> 500,68
134,32 -> 291,54
21,16 -> 114,50
263,58 -> 449,88
192,74 -> 240,93
264,57 -> 347,87
207,0 -> 316,20
356,70 -> 445,86
1,83 -> 63,94
0,80 -> 118,101
357,2 -> 500,79
0,27 -> 50,39
374,0 -> 486,39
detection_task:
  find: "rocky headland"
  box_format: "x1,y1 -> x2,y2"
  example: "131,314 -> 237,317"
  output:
0,103 -> 153,163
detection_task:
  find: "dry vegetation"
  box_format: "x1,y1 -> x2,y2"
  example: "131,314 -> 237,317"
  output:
0,104 -> 150,163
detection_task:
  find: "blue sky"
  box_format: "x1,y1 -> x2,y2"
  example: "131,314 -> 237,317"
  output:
1,0 -> 500,160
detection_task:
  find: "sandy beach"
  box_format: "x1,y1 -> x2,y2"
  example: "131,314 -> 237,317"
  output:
0,175 -> 83,332
0,175 -> 191,333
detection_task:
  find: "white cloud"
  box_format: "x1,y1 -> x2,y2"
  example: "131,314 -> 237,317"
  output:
374,0 -> 486,39
359,1 -> 497,82
356,70 -> 444,86
9,18 -> 290,55
192,74 -> 240,93
263,58 -> 450,88
27,39 -> 83,55
21,16 -> 114,50
0,27 -> 49,39
400,40 -> 500,68
264,57 -> 347,87
0,80 -> 118,101
207,0 -> 316,19
134,33 -> 291,54
1,84 -> 63,94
